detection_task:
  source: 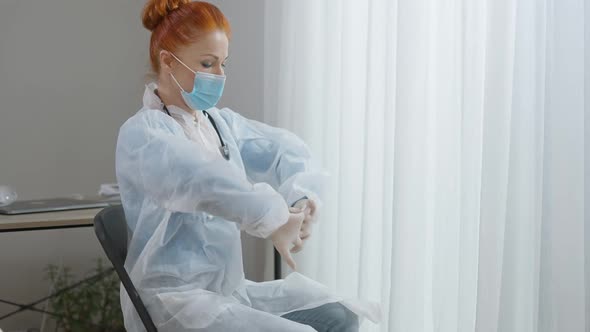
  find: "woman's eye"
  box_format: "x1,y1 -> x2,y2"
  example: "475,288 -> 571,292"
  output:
201,62 -> 213,68
221,62 -> 227,68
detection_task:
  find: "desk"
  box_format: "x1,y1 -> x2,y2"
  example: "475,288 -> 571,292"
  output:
0,206 -> 282,323
1,208 -> 281,277
0,207 -> 113,327
0,208 -> 103,233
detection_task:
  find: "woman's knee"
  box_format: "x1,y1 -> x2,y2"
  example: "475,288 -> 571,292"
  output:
326,303 -> 359,332
282,302 -> 359,332
306,302 -> 359,332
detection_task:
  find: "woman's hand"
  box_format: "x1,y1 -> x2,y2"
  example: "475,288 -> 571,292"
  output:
271,208 -> 305,271
290,199 -> 317,253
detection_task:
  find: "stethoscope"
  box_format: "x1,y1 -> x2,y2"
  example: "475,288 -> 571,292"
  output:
162,104 -> 231,161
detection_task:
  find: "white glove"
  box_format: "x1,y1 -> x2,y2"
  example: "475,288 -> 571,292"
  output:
290,199 -> 318,253
271,208 -> 305,270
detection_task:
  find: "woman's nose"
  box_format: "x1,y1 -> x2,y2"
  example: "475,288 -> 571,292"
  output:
213,65 -> 224,76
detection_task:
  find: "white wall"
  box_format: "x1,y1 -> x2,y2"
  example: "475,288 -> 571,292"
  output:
0,0 -> 267,330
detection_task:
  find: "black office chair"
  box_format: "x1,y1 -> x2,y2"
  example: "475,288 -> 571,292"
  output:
94,206 -> 158,332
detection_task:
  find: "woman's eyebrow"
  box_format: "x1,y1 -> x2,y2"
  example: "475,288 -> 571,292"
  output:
201,53 -> 218,59
200,54 -> 230,61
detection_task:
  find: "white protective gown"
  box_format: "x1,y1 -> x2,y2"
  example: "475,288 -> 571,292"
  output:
115,83 -> 380,331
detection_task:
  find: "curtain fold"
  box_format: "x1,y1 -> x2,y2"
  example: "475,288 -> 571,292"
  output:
263,1 -> 587,331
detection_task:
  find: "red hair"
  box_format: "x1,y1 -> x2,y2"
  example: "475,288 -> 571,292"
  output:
142,0 -> 232,73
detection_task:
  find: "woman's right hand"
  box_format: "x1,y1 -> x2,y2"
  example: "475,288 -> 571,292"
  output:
271,208 -> 305,271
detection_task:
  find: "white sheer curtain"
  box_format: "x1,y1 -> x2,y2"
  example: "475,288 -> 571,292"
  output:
263,0 -> 588,331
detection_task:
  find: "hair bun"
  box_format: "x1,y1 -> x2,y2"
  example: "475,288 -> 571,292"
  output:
142,0 -> 191,31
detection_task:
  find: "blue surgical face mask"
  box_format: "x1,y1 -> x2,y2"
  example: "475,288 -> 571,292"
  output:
169,53 -> 226,111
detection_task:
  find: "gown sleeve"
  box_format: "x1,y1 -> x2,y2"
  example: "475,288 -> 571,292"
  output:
218,108 -> 327,207
116,109 -> 289,238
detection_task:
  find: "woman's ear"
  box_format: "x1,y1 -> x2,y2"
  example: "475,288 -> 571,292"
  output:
159,50 -> 174,72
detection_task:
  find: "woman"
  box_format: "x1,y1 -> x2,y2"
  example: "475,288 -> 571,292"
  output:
116,1 -> 379,331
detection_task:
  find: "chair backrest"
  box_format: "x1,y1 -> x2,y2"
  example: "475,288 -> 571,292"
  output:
94,205 -> 158,332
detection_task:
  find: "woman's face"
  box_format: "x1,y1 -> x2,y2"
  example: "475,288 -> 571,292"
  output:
162,30 -> 229,93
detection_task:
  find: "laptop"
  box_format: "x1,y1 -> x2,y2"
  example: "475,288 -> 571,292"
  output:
0,198 -> 112,215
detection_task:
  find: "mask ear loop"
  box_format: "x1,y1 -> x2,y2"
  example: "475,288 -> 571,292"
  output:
169,72 -> 186,93
168,51 -> 197,73
161,50 -> 196,93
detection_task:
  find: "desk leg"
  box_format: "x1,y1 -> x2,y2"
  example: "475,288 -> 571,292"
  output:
274,248 -> 282,280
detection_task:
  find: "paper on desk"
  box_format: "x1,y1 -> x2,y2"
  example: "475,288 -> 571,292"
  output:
99,183 -> 120,197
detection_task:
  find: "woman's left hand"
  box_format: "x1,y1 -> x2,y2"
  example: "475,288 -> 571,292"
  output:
290,198 -> 317,253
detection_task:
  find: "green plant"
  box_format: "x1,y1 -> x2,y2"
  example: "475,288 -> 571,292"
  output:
44,259 -> 124,332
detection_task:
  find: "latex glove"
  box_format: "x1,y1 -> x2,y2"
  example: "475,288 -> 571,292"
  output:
271,208 -> 305,270
290,199 -> 317,253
